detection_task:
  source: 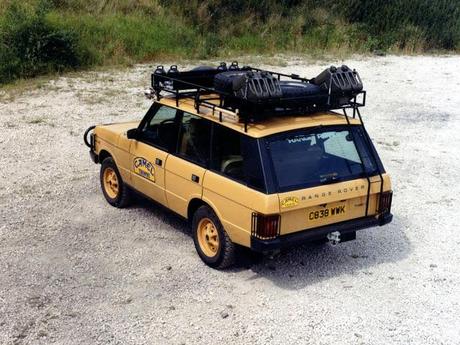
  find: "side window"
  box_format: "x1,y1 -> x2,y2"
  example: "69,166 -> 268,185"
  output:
211,125 -> 244,181
211,125 -> 266,192
140,105 -> 179,151
177,112 -> 211,165
241,136 -> 266,191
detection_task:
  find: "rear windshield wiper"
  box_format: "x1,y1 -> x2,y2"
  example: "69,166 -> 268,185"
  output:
320,174 -> 343,185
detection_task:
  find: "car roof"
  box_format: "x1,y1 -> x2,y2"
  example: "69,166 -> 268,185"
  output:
157,97 -> 362,139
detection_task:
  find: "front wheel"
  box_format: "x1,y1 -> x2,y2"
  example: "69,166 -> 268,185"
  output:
100,157 -> 132,208
192,205 -> 236,269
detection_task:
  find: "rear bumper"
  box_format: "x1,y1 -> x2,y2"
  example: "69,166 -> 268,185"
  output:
251,212 -> 393,253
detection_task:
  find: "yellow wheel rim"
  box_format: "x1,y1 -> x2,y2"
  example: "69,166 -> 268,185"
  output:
103,167 -> 119,199
197,218 -> 220,257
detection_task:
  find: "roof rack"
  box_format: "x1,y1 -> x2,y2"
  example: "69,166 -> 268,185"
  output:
149,61 -> 366,132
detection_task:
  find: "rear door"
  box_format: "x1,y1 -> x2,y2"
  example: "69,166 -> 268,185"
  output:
164,112 -> 212,217
130,105 -> 180,205
277,177 -> 387,235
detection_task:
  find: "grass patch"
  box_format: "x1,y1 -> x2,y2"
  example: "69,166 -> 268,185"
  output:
0,0 -> 459,84
46,11 -> 200,64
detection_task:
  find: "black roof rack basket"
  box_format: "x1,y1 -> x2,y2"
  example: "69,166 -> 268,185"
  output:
150,62 -> 366,125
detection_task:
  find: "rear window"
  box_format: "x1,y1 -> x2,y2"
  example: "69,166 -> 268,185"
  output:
263,125 -> 383,192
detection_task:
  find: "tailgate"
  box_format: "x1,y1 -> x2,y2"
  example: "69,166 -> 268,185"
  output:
278,175 -> 390,235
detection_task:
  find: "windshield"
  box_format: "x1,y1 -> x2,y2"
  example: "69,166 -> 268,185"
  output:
264,125 -> 382,192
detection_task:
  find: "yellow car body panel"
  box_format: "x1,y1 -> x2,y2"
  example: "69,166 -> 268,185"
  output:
94,121 -> 140,182
202,171 -> 280,247
130,140 -> 169,205
165,155 -> 206,218
278,174 -> 391,235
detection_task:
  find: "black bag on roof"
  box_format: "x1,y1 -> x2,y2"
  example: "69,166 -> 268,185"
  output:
155,64 -> 224,89
214,70 -> 249,93
279,81 -> 323,98
191,62 -> 228,73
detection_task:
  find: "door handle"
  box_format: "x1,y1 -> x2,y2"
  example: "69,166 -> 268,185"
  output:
155,158 -> 162,166
191,174 -> 199,183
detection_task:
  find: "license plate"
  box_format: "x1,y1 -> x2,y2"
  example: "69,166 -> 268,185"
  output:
308,204 -> 346,220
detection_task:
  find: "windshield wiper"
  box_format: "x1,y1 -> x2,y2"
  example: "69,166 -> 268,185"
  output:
320,174 -> 343,185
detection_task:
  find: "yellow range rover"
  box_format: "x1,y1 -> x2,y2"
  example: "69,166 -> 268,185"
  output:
84,62 -> 393,269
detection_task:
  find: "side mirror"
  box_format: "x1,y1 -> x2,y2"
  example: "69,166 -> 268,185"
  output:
127,128 -> 139,140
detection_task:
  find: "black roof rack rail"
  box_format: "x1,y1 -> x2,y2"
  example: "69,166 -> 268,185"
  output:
150,62 -> 366,132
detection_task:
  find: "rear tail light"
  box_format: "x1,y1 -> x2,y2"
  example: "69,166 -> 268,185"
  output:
378,191 -> 393,213
251,213 -> 280,240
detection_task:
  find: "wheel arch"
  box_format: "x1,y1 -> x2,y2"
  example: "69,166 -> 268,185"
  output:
187,198 -> 223,223
98,149 -> 112,164
186,197 -> 242,242
187,198 -> 208,223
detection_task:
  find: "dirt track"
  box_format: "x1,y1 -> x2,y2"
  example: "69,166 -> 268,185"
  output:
1,55 -> 460,345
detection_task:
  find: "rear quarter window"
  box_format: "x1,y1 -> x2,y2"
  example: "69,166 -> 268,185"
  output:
211,125 -> 266,193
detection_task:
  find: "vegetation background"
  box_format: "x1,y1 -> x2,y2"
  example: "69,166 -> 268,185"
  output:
1,0 -> 459,84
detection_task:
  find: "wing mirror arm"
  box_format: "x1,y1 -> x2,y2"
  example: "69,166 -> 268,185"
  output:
127,128 -> 139,140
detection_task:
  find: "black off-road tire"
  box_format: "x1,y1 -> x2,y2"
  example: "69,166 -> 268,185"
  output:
192,205 -> 236,269
100,157 -> 132,208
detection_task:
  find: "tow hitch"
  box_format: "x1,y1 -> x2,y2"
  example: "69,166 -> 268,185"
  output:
327,231 -> 341,245
326,231 -> 356,245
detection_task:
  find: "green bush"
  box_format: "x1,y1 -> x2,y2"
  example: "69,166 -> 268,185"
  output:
0,1 -> 89,83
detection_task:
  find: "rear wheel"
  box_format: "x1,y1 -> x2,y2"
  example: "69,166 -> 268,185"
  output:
100,157 -> 132,208
192,205 -> 235,269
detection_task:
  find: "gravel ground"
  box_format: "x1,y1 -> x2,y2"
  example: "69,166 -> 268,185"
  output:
1,55 -> 459,345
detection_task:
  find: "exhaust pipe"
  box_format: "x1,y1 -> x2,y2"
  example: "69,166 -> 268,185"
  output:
327,231 -> 341,245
